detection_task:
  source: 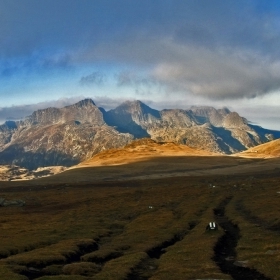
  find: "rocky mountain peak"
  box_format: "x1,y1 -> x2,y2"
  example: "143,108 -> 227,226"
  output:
223,112 -> 248,128
63,98 -> 104,125
66,98 -> 96,109
28,107 -> 61,125
218,107 -> 231,115
108,100 -> 160,123
103,100 -> 160,138
25,98 -> 103,126
123,99 -> 143,107
190,106 -> 217,114
117,100 -> 156,115
190,106 -> 229,127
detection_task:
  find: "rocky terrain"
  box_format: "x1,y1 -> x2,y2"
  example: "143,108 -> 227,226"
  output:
0,98 -> 279,170
0,99 -> 133,169
0,165 -> 66,181
105,100 -> 280,154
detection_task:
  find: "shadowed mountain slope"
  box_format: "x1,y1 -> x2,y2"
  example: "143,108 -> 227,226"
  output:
104,100 -> 160,138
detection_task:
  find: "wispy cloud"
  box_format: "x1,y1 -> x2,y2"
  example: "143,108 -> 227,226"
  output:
79,72 -> 106,86
0,97 -> 85,124
93,96 -> 130,110
116,71 -> 156,87
115,71 -> 160,96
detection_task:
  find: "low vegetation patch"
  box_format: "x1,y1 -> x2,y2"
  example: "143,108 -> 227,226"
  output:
93,252 -> 148,280
6,239 -> 97,267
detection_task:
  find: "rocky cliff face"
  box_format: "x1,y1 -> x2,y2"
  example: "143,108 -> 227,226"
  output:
0,99 -> 133,169
104,101 -> 280,154
104,100 -> 161,138
0,98 -> 279,169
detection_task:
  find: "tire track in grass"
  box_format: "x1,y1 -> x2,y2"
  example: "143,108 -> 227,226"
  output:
213,197 -> 271,280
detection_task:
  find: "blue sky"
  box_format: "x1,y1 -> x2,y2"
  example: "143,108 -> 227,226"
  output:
1,0 -> 280,129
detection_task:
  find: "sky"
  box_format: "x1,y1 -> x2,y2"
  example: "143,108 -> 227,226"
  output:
1,0 -> 280,129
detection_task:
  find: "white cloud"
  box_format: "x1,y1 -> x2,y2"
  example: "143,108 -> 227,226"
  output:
151,43 -> 280,99
83,33 -> 280,100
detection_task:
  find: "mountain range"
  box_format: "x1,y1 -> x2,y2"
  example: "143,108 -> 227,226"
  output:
0,98 -> 279,169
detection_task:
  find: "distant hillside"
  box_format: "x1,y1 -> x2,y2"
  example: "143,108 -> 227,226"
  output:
236,139 -> 280,158
77,138 -> 214,167
0,98 -> 279,169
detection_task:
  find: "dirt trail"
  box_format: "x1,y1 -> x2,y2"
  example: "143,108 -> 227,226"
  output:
213,198 -> 271,280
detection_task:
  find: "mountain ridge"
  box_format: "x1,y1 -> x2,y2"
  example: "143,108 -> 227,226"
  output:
103,99 -> 280,154
0,98 -> 279,169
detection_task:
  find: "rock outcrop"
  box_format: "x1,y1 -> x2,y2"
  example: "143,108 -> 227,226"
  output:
0,198 -> 25,207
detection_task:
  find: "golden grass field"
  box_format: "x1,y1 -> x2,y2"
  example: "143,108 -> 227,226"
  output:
0,139 -> 280,279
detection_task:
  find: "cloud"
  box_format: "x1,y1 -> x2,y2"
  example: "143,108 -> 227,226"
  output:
115,71 -> 161,96
151,44 -> 280,99
2,0 -> 280,103
68,1 -> 280,100
79,72 -> 106,86
2,0 -> 274,58
87,32 -> 280,100
116,71 -> 156,87
93,96 -> 130,110
236,105 -> 280,130
0,96 -> 85,124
